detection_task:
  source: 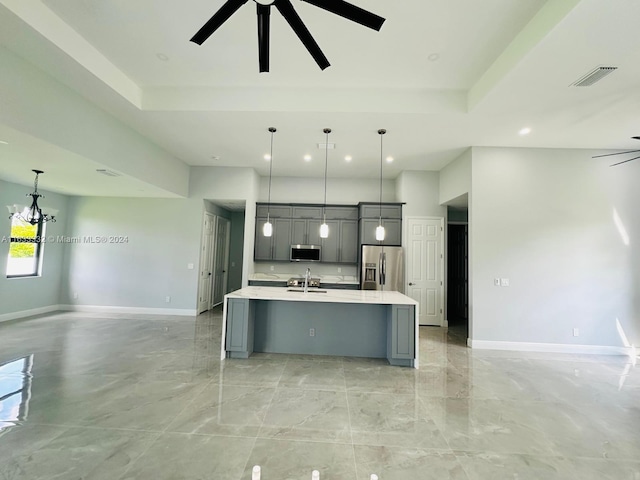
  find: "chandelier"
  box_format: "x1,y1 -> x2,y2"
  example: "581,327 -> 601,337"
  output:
7,169 -> 57,225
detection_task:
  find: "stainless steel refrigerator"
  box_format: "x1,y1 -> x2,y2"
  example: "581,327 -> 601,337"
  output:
360,245 -> 404,293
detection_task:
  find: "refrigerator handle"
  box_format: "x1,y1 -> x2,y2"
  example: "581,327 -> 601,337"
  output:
380,252 -> 386,286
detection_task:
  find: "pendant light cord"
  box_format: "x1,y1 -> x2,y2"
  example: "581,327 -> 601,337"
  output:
378,129 -> 386,222
267,127 -> 276,219
323,128 -> 331,219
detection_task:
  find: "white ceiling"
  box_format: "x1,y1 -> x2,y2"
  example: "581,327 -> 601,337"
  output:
1,0 -> 639,197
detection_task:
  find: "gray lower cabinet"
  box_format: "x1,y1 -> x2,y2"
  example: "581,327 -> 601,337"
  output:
388,304 -> 415,366
360,218 -> 402,246
225,298 -> 254,358
254,217 -> 292,261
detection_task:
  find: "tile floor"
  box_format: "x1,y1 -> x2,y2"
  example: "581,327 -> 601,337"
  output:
0,308 -> 639,479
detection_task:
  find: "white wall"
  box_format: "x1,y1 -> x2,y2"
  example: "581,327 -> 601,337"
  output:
471,147 -> 639,349
0,179 -> 69,319
439,148 -> 471,205
60,197 -> 202,311
258,176 -> 396,204
395,171 -> 446,217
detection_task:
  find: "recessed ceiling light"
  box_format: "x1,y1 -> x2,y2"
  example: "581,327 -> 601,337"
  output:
156,53 -> 169,61
304,154 -> 312,162
519,127 -> 532,136
264,154 -> 271,161
428,53 -> 440,62
0,140 -> 8,145
386,156 -> 394,163
345,155 -> 352,162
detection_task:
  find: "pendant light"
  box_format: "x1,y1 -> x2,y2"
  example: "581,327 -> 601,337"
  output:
263,127 -> 276,237
319,128 -> 331,239
376,129 -> 386,241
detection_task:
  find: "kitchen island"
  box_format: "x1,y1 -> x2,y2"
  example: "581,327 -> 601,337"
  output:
221,286 -> 419,368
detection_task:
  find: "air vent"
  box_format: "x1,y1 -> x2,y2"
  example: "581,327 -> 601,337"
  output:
96,169 -> 121,177
571,66 -> 617,87
317,143 -> 335,149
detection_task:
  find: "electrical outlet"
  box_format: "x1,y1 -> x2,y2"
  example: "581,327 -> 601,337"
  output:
500,278 -> 510,287
573,328 -> 579,337
270,265 -> 274,271
494,278 -> 500,286
187,263 -> 194,270
231,261 -> 235,267
73,292 -> 78,299
338,267 -> 342,273
309,328 -> 315,337
165,296 -> 171,303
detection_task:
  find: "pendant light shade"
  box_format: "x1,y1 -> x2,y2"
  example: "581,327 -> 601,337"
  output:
263,127 -> 277,237
376,129 -> 386,241
319,128 -> 331,239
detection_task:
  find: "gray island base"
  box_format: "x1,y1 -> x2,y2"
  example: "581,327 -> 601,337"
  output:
221,287 -> 419,368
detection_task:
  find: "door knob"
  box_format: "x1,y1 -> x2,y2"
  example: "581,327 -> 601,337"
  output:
408,282 -> 414,286
208,272 -> 212,276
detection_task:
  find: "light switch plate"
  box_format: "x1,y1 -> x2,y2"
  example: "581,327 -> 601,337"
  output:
494,278 -> 500,286
500,278 -> 509,287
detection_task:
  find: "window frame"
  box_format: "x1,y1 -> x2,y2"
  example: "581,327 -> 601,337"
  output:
6,219 -> 44,278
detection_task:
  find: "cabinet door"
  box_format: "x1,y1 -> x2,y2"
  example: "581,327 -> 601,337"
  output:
360,218 -> 379,245
320,220 -> 340,263
291,219 -> 307,245
360,218 -> 401,246
359,204 -> 402,219
391,305 -> 415,359
273,218 -> 292,261
383,219 -> 402,246
324,206 -> 358,220
307,219 -> 322,246
292,206 -> 323,219
339,220 -> 358,263
254,218 -> 273,260
256,204 -> 292,218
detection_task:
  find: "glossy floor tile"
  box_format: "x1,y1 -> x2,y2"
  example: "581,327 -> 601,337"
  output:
1,310 -> 639,479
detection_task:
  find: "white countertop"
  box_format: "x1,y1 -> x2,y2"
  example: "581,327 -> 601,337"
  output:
225,286 -> 418,306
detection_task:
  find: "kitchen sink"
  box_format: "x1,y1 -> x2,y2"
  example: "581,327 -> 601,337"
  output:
286,288 -> 327,293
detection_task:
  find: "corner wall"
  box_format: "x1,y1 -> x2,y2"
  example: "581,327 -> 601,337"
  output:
470,147 -> 639,350
0,179 -> 69,320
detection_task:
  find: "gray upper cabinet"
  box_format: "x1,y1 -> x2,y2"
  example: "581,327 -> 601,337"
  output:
256,205 -> 292,218
359,203 -> 402,219
324,206 -> 359,220
360,218 -> 402,246
254,217 -> 292,261
292,206 -> 323,219
254,203 -> 359,263
321,219 -> 357,264
292,218 -> 322,246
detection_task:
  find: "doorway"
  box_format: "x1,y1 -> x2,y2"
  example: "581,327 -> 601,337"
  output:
447,223 -> 468,335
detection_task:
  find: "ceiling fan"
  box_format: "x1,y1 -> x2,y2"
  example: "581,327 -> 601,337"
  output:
593,137 -> 640,166
190,0 -> 385,72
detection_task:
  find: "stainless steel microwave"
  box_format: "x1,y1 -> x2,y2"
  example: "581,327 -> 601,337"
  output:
290,244 -> 321,262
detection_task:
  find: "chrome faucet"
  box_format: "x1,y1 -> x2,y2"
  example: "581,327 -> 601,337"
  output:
304,267 -> 311,293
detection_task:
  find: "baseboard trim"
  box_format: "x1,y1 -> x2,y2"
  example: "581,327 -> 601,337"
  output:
59,305 -> 197,317
0,305 -> 63,323
469,339 -> 631,356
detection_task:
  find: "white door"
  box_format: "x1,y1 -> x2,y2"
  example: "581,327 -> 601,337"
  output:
212,216 -> 230,307
405,217 -> 444,326
198,213 -> 215,314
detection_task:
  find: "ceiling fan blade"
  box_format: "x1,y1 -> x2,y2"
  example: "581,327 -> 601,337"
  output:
190,0 -> 250,45
275,0 -> 330,70
300,0 -> 385,31
592,149 -> 640,159
611,154 -> 640,167
257,4 -> 271,72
